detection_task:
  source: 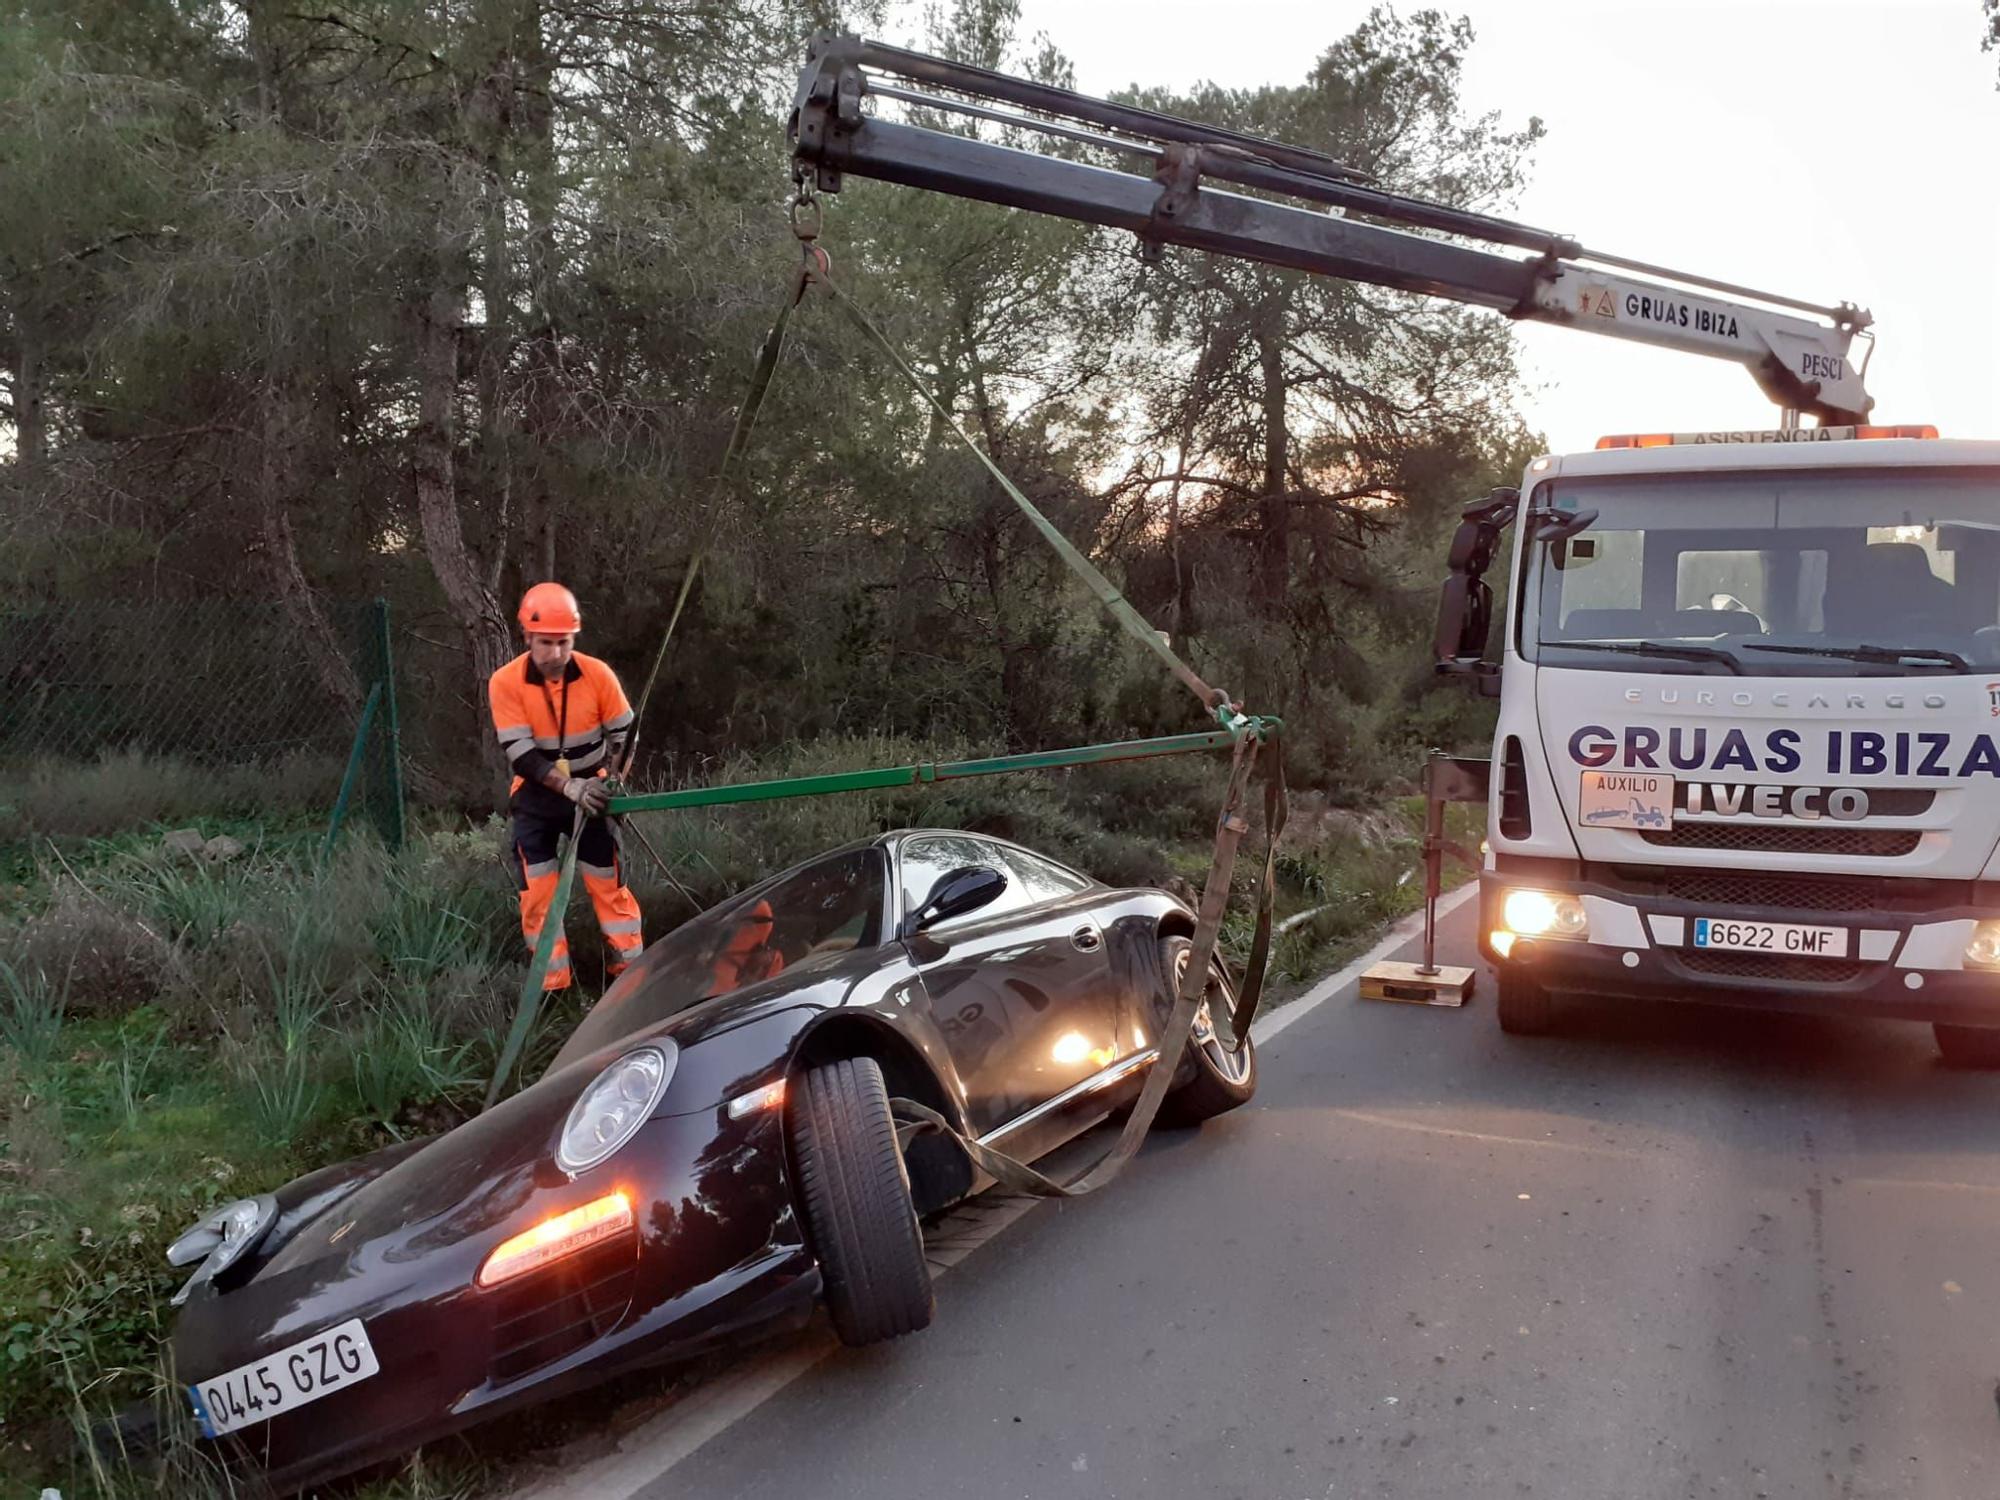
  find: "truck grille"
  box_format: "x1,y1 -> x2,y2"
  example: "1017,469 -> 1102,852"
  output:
487,1235 -> 636,1384
1679,949 -> 1870,984
1664,872 -> 1880,913
1639,824 -> 1921,857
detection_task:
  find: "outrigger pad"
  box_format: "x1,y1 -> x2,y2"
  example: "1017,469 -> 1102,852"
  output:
1360,961 -> 1475,1007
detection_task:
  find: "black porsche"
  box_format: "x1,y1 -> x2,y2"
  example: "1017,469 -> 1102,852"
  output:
165,828 -> 1256,1489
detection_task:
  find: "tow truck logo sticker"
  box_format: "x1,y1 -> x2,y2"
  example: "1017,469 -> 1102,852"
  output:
1987,681 -> 2000,717
1579,771 -> 1671,828
1567,724 -> 2000,779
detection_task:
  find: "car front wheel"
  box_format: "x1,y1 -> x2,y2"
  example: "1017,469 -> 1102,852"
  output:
787,1056 -> 935,1346
1154,935 -> 1258,1127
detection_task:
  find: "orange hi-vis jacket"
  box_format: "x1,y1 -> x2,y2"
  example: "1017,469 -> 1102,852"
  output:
488,651 -> 635,802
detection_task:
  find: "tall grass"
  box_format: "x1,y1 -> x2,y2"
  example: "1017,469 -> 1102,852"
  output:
0,953 -> 68,1077
348,984 -> 483,1131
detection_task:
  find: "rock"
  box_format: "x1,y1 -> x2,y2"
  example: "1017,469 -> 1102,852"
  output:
162,828 -> 206,859
201,834 -> 246,863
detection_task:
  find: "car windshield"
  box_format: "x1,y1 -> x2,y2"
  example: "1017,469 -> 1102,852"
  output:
1524,468 -> 2000,676
548,845 -> 887,1072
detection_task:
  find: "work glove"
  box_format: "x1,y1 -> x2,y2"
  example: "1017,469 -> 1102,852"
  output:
562,777 -> 611,816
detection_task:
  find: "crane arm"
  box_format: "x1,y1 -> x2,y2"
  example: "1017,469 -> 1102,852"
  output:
789,33 -> 1874,425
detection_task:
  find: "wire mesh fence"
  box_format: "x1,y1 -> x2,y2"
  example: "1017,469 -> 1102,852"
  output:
0,598 -> 406,847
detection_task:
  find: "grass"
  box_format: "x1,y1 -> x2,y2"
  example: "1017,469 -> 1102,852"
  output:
0,736 -> 1476,1497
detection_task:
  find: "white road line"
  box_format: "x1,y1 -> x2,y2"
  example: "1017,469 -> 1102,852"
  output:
509,1197 -> 1048,1500
1253,881 -> 1480,1045
1327,1106 -> 1648,1161
506,884 -> 1480,1500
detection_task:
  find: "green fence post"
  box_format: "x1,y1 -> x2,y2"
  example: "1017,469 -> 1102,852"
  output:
323,681 -> 383,863
373,598 -> 407,852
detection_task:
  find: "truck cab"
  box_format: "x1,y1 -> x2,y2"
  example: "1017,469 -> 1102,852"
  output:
1441,430 -> 2000,1061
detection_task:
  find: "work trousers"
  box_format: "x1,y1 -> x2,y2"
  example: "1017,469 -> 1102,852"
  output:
511,810 -> 644,990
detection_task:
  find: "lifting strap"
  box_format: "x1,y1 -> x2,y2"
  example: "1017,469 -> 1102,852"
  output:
807,255 -> 1290,1196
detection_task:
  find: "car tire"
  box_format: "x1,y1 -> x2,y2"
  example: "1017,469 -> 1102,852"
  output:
1496,969 -> 1553,1035
787,1056 -> 935,1346
1933,1023 -> 2000,1068
1153,935 -> 1258,1127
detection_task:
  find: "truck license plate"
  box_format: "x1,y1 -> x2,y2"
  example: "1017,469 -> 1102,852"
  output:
187,1318 -> 379,1438
1691,918 -> 1849,959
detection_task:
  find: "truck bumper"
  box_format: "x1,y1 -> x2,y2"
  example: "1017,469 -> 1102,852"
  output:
1479,861 -> 2000,1027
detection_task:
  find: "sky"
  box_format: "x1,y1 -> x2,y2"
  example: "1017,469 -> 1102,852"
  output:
986,0 -> 2000,453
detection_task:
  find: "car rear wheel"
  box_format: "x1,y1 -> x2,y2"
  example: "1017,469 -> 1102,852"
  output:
1154,936 -> 1257,1127
1933,1023 -> 2000,1068
787,1056 -> 934,1346
1496,969 -> 1553,1035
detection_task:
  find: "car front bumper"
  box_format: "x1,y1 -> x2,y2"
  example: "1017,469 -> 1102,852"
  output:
173,1106 -> 815,1491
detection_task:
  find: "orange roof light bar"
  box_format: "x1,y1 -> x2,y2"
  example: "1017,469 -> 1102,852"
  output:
476,1191 -> 634,1288
1597,425 -> 1938,449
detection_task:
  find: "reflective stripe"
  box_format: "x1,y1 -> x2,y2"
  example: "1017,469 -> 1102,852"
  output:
494,723 -> 533,739
504,738 -> 540,763
603,709 -> 635,731
599,918 -> 643,936
576,860 -> 618,880
522,858 -> 560,880
530,733 -> 608,752
566,744 -> 606,771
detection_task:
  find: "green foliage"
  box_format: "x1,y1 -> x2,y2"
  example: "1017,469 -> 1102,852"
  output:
0,954 -> 68,1081
0,750 -> 342,846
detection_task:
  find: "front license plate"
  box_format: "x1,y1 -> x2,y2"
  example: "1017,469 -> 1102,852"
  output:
1691,917 -> 1849,959
188,1317 -> 379,1438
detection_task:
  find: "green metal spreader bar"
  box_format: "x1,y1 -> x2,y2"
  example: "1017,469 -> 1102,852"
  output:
604,718 -> 1281,816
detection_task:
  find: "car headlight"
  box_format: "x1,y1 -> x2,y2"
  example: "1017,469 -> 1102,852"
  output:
166,1195 -> 278,1306
557,1044 -> 676,1174
1966,920 -> 2000,970
1500,889 -> 1588,940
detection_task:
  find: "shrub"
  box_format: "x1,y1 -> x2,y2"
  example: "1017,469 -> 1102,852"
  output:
13,893 -> 183,1019
0,748 -> 343,843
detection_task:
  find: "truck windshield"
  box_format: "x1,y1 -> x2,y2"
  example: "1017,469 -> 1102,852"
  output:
1524,468 -> 2000,676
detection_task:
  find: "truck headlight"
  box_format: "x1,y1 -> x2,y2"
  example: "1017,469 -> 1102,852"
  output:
1965,921 -> 2000,970
557,1044 -> 676,1175
1500,889 -> 1588,940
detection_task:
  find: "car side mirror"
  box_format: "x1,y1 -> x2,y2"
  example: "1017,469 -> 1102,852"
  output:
907,865 -> 1006,936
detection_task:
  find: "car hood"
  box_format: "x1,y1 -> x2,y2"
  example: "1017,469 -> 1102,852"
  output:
253,1067 -> 584,1293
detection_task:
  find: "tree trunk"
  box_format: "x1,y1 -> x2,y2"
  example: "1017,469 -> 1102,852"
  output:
12,322 -> 43,466
413,280 -> 514,733
255,381 -> 363,712
1256,315 -> 1290,616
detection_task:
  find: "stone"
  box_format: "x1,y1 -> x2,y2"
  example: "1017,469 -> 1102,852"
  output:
162,828 -> 206,859
201,834 -> 246,863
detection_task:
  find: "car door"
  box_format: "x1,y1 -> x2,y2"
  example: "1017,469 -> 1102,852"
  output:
898,834 -> 1120,1150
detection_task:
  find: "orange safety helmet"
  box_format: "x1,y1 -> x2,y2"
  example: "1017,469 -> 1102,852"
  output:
517,582 -> 582,635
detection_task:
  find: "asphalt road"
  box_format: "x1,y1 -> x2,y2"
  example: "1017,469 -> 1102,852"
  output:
519,893 -> 2000,1500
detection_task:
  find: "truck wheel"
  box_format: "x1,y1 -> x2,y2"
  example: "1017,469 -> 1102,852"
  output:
787,1056 -> 935,1346
1154,935 -> 1258,1127
1496,970 -> 1553,1035
1933,1024 -> 2000,1068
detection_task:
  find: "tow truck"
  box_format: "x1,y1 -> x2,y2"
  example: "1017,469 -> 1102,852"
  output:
789,35 -> 2000,1063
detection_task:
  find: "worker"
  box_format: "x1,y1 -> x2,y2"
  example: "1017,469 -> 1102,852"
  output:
488,583 -> 644,991
709,899 -> 787,995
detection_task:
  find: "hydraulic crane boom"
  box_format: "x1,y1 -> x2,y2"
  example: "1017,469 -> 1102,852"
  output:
789,33 -> 1875,425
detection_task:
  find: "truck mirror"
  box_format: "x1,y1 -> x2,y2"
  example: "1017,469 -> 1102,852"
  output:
1434,488 -> 1516,691
1433,572 -> 1492,663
